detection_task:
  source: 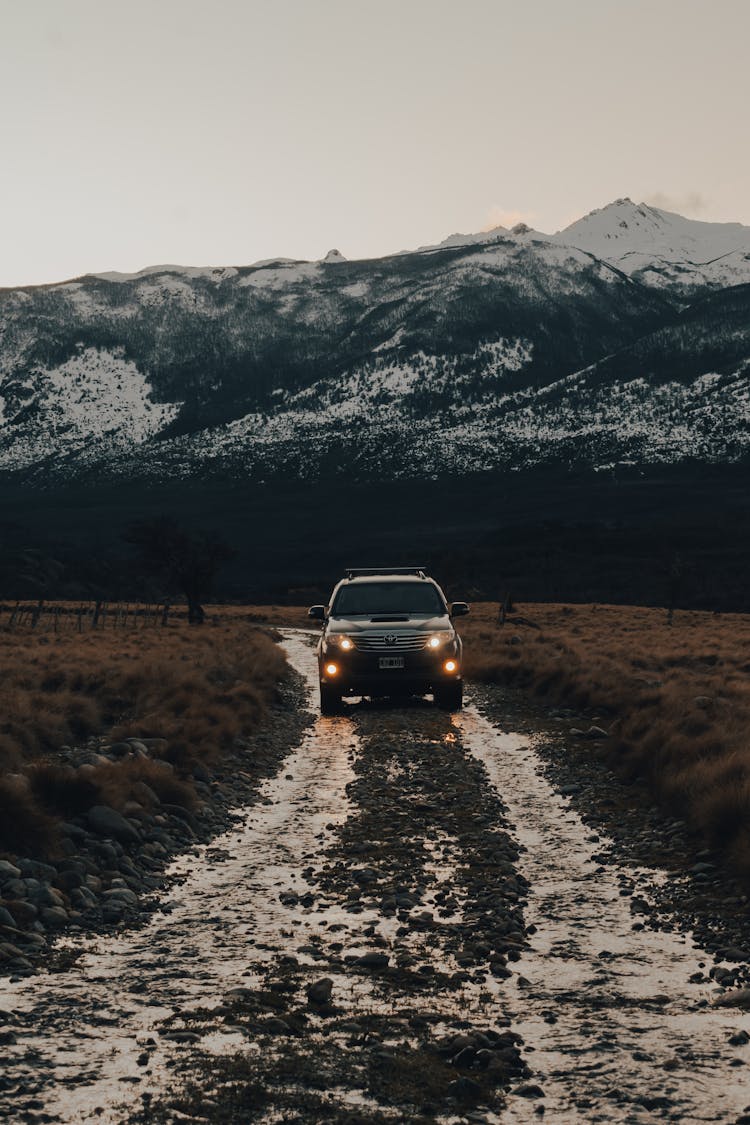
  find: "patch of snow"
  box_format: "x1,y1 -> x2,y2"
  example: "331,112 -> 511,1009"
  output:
0,347 -> 181,471
238,261 -> 321,289
341,281 -> 369,299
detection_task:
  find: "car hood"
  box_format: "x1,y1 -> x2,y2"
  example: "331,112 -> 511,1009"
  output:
327,614 -> 452,632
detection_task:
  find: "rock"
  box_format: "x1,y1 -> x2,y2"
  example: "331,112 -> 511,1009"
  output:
70,887 -> 98,911
88,806 -> 142,844
513,1083 -> 545,1098
54,869 -> 85,892
306,978 -> 333,1006
694,695 -> 713,708
0,942 -> 31,968
0,906 -> 17,929
718,945 -> 750,963
714,988 -> 750,1009
126,740 -> 150,758
729,1030 -> 750,1046
40,906 -> 69,929
448,1076 -> 482,1098
35,883 -> 66,909
4,900 -> 37,927
356,952 -> 390,969
102,888 -> 139,907
109,741 -> 135,758
0,861 -> 21,882
139,738 -> 169,755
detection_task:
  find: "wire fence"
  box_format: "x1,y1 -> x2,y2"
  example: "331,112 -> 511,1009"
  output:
1,600 -> 174,631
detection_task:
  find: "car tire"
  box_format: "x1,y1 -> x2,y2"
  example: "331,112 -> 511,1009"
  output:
434,682 -> 463,712
320,683 -> 341,715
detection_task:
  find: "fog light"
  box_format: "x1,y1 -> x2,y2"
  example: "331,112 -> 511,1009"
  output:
325,662 -> 339,677
340,638 -> 353,651
444,659 -> 457,673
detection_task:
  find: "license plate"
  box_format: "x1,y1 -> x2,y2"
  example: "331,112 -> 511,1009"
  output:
379,656 -> 404,670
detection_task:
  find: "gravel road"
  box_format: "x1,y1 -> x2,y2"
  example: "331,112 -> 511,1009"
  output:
1,630 -> 749,1124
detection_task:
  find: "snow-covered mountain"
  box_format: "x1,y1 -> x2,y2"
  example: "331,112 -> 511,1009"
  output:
554,198 -> 750,293
0,201 -> 748,485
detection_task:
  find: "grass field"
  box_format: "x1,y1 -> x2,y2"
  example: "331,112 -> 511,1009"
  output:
461,602 -> 750,879
4,599 -> 749,883
0,611 -> 287,855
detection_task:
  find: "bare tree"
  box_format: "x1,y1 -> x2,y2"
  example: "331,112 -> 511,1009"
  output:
124,517 -> 235,624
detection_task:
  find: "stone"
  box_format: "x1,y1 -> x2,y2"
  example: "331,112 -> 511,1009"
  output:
714,989 -> 750,1009
356,952 -> 390,969
40,906 -> 69,929
54,869 -> 84,892
306,978 -> 333,1006
88,806 -> 141,844
35,884 -> 66,909
109,742 -> 135,758
102,888 -> 139,907
4,900 -> 37,927
0,861 -> 21,882
513,1083 -> 545,1098
0,906 -> 17,929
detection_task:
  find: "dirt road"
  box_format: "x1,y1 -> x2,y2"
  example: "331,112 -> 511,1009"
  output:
1,630 -> 749,1123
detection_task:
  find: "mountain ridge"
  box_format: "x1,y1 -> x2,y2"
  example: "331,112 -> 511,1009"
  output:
0,200 -> 748,486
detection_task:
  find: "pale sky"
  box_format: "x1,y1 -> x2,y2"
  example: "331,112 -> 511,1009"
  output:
1,0 -> 749,286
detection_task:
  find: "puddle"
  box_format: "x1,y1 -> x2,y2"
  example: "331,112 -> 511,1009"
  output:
456,702 -> 750,1123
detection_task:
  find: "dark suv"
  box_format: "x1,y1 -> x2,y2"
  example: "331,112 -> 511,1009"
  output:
309,568 -> 469,715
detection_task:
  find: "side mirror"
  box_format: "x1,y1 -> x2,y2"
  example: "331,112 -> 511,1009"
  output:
451,602 -> 470,617
308,605 -> 326,621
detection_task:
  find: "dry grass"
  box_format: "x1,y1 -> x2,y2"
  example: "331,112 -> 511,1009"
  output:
461,602 -> 750,878
0,609 -> 287,855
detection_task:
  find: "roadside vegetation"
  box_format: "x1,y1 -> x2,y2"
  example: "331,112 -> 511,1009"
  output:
0,610 -> 286,856
461,602 -> 750,879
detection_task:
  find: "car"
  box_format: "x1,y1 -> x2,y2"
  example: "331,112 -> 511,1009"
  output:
308,567 -> 469,715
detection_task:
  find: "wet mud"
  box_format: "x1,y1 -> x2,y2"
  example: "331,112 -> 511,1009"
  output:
0,631 -> 749,1123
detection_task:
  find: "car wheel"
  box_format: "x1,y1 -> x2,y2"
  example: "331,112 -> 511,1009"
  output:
434,683 -> 463,712
320,683 -> 341,715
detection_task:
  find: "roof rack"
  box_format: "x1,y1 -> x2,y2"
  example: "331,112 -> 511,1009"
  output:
345,567 -> 428,579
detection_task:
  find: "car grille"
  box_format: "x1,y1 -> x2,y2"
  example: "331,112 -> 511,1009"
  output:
353,634 -> 427,652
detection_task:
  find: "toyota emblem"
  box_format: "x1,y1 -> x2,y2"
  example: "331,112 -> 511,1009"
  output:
385,633 -> 397,646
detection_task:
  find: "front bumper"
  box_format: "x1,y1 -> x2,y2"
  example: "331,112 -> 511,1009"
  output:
319,649 -> 462,696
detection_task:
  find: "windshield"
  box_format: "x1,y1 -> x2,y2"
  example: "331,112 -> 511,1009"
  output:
332,581 -> 445,617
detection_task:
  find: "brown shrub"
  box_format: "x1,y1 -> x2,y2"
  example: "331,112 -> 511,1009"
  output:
0,775 -> 58,857
0,611 -> 288,856
28,763 -> 100,818
462,601 -> 750,882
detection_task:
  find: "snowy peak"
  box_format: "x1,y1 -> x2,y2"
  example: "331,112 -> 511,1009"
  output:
554,199 -> 750,291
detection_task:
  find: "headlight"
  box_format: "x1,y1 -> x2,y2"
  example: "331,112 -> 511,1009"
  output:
427,631 -> 454,649
326,634 -> 354,651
